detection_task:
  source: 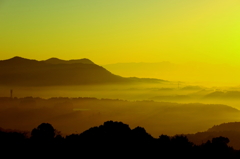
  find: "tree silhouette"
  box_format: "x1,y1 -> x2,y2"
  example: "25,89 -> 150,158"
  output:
31,123 -> 55,140
212,136 -> 229,145
132,126 -> 153,140
1,121 -> 240,158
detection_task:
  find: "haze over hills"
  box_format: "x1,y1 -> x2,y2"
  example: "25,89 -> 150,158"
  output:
0,57 -> 165,86
0,97 -> 239,138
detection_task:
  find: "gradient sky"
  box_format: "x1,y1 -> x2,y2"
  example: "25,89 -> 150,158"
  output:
1,0 -> 240,65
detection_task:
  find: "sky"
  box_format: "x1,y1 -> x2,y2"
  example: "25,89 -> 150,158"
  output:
0,0 -> 240,65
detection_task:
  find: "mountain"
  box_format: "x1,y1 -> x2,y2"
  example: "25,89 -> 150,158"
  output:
0,57 -> 165,86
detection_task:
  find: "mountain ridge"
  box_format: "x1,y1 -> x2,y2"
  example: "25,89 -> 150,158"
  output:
43,57 -> 95,65
0,56 -> 166,86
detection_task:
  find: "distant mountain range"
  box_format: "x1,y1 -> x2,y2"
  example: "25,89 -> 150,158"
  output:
0,56 -> 165,86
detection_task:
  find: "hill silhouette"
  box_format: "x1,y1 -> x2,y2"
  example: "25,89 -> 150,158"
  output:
0,57 -> 165,86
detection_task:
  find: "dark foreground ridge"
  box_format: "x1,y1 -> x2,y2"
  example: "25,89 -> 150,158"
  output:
1,121 -> 240,159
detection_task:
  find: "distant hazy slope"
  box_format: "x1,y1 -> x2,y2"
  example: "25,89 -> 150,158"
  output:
186,122 -> 240,150
203,91 -> 240,100
0,57 -> 165,86
103,62 -> 175,78
103,62 -> 239,85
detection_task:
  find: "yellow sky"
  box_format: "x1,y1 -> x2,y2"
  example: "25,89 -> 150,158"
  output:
0,0 -> 240,65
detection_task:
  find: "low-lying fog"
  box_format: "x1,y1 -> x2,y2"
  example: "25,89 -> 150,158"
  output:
1,82 -> 240,137
1,82 -> 240,108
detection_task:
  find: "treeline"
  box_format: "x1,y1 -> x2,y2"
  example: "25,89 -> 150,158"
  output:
1,121 -> 240,158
